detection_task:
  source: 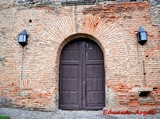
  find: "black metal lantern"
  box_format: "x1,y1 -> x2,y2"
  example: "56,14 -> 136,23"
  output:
18,29 -> 28,47
137,26 -> 148,45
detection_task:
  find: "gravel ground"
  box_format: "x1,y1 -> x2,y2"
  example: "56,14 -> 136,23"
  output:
0,108 -> 160,119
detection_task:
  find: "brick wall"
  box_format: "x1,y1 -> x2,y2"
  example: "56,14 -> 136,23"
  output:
0,2 -> 160,112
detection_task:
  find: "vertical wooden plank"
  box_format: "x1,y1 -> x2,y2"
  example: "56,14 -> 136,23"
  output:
84,39 -> 105,110
59,40 -> 81,110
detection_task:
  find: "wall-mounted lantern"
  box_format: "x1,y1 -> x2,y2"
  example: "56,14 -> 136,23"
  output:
137,26 -> 148,45
18,29 -> 28,47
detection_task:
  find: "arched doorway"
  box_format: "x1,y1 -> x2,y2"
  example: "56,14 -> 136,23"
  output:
59,37 -> 105,110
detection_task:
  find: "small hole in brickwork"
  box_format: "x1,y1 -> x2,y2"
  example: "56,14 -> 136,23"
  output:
139,91 -> 151,98
144,73 -> 146,75
153,87 -> 158,91
146,55 -> 148,57
135,85 -> 139,87
29,19 -> 32,23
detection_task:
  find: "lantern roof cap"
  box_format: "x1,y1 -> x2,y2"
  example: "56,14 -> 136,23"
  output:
19,29 -> 27,35
138,26 -> 146,32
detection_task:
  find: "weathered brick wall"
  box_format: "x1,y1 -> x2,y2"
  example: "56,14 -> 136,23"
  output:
0,2 -> 160,112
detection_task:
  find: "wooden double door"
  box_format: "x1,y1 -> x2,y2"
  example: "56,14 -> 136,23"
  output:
59,38 -> 105,110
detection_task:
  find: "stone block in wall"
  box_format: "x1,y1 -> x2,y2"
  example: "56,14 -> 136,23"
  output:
0,97 -> 13,107
0,0 -> 13,5
0,55 -> 5,68
151,4 -> 160,27
0,97 -> 5,106
138,97 -> 154,103
13,0 -> 53,5
0,55 -> 5,62
150,0 -> 160,6
15,0 -> 33,3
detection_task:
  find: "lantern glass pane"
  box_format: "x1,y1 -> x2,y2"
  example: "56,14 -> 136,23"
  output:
140,32 -> 147,40
19,35 -> 26,42
23,35 -> 26,42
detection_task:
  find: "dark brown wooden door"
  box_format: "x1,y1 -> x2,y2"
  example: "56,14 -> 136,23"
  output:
59,38 -> 105,110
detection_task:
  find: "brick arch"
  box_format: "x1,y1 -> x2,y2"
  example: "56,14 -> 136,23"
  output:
41,14 -> 126,51
54,33 -> 108,109
40,14 -> 129,109
42,14 -> 127,68
57,33 -> 105,57
41,14 -> 128,110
